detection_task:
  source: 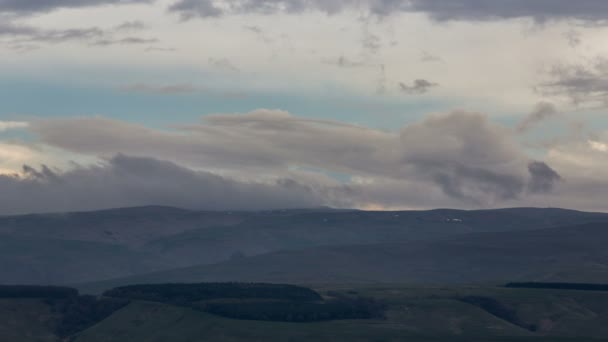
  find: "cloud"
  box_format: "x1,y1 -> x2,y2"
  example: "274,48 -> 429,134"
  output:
403,0 -> 608,23
27,110 -> 553,206
539,58 -> 608,108
0,154 -> 349,215
114,21 -> 146,32
420,51 -> 442,63
93,36 -> 158,46
0,20 -> 157,48
0,121 -> 28,131
517,102 -> 559,133
527,161 -> 562,194
168,0 -> 352,19
167,0 -> 608,23
0,0 -> 153,15
119,83 -> 199,94
208,57 -> 240,71
117,83 -> 246,98
589,140 -> 608,152
399,79 -> 439,95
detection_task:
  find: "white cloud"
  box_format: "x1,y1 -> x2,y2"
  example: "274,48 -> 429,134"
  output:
589,140 -> 608,152
0,121 -> 28,131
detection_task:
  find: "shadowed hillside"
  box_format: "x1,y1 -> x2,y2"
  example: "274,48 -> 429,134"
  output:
2,206 -> 608,285
79,222 -> 608,292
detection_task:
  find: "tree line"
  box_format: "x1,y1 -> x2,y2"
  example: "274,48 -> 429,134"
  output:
505,282 -> 608,291
104,282 -> 385,322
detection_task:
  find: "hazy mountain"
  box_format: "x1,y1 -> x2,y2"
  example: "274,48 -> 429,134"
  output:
2,206 -> 608,285
79,222 -> 608,292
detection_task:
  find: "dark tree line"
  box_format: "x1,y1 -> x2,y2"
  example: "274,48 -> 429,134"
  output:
0,285 -> 78,298
103,282 -> 385,323
203,297 -> 385,322
0,285 -> 130,337
505,282 -> 608,292
104,282 -> 323,304
46,295 -> 130,337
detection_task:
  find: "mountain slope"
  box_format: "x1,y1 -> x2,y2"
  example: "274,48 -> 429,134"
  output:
79,222 -> 608,291
3,206 -> 608,285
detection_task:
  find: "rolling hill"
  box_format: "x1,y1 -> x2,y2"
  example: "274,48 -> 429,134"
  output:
1,206 -> 608,285
79,221 -> 608,292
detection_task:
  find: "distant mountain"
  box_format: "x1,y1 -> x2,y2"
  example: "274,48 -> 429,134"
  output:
1,206 -> 608,285
79,222 -> 608,293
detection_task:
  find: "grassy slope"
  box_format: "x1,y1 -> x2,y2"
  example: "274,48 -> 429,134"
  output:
78,222 -> 608,293
4,207 -> 608,285
3,285 -> 608,341
72,285 -> 608,342
0,299 -> 59,342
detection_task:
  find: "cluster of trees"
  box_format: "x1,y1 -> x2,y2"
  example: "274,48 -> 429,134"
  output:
204,297 -> 385,322
0,285 -> 130,337
104,282 -> 323,304
506,282 -> 608,292
47,295 -> 130,337
104,282 -> 385,323
0,285 -> 79,298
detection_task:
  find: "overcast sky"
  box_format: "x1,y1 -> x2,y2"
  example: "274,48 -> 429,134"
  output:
2,0 -> 608,214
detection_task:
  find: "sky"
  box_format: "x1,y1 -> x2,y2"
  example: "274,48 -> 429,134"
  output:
1,0 -> 608,214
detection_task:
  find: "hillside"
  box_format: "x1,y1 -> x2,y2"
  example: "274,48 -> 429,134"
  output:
5,283 -> 608,341
79,222 -> 608,292
2,206 -> 608,285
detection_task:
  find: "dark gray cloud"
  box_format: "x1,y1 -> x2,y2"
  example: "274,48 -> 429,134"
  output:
399,79 -> 438,95
168,0 -> 608,23
0,20 -> 158,48
540,59 -> 608,108
0,154 -> 345,215
0,21 -> 103,44
169,0 -> 353,19
398,111 -> 530,204
0,0 -> 152,15
528,161 -> 562,194
27,110 -> 553,206
517,102 -> 558,133
404,0 -> 608,23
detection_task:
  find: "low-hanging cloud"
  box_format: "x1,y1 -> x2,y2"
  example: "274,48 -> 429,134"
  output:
527,161 -> 562,194
26,110 -> 558,207
0,154 -> 349,215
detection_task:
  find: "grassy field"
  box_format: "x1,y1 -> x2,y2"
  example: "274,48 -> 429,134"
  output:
0,299 -> 60,342
73,301 -> 596,342
73,284 -> 608,341
5,284 -> 608,341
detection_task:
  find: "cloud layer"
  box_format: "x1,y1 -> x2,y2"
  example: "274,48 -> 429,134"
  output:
0,0 -> 152,15
14,110 -> 565,212
167,0 -> 608,23
0,154 -> 343,215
